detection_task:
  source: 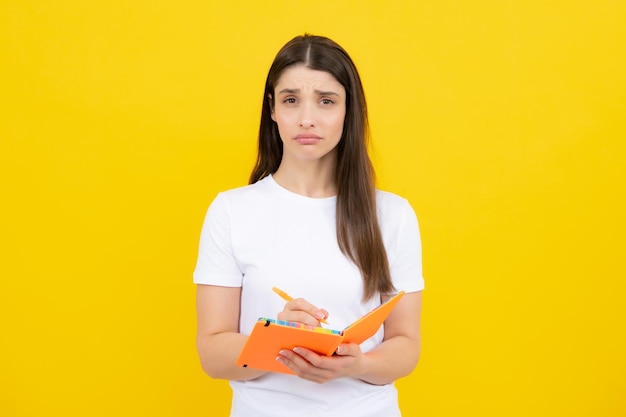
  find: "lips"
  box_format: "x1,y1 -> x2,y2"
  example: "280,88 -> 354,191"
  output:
294,134 -> 322,144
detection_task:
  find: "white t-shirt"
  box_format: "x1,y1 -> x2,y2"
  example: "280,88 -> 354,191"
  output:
194,175 -> 424,417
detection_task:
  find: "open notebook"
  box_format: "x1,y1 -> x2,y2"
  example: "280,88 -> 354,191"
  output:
235,291 -> 405,374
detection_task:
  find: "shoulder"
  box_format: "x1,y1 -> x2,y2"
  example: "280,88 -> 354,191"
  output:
204,176 -> 280,225
375,189 -> 414,216
211,176 -> 275,206
375,189 -> 420,234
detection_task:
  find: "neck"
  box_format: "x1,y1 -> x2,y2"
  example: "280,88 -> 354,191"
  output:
273,160 -> 337,198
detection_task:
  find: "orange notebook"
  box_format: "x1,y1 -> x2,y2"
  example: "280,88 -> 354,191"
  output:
235,291 -> 405,374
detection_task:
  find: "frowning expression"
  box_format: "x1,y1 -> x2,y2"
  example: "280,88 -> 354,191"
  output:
271,65 -> 346,164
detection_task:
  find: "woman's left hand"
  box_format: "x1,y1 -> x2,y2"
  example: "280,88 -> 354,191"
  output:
277,291 -> 422,385
276,343 -> 364,383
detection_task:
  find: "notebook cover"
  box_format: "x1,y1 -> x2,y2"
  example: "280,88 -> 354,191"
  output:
235,319 -> 343,374
235,291 -> 406,374
341,291 -> 405,344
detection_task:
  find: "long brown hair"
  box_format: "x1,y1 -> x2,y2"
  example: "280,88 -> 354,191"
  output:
249,34 -> 393,300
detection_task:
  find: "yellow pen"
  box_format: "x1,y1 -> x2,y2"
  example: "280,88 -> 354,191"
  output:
272,287 -> 328,324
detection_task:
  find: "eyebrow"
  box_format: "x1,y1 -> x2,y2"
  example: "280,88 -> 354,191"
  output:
277,88 -> 340,96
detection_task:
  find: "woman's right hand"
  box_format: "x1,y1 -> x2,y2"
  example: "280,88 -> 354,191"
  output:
277,298 -> 329,327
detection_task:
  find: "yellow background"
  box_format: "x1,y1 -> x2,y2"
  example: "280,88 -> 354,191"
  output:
1,1 -> 625,416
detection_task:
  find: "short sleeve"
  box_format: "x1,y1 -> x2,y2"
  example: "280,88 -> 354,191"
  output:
383,197 -> 425,293
193,193 -> 244,286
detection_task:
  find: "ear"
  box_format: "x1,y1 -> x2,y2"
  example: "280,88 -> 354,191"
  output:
267,93 -> 276,121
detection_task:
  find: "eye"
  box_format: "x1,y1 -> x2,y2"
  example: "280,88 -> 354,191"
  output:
320,98 -> 334,105
283,97 -> 297,104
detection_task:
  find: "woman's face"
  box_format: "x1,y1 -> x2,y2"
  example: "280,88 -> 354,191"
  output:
271,65 -> 346,165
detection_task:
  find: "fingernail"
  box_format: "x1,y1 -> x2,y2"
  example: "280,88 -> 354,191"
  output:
293,347 -> 301,354
315,311 -> 325,319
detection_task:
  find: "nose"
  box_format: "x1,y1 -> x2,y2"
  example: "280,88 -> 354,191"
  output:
299,119 -> 314,127
299,102 -> 315,128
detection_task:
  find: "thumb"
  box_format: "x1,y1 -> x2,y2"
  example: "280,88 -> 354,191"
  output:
335,343 -> 354,356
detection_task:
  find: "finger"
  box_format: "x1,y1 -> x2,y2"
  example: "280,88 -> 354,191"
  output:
278,349 -> 332,383
335,343 -> 358,357
279,298 -> 328,325
291,298 -> 328,322
277,349 -> 317,374
292,347 -> 325,368
318,308 -> 330,323
277,309 -> 320,326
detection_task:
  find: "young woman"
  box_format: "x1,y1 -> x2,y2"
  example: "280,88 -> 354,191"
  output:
194,34 -> 424,417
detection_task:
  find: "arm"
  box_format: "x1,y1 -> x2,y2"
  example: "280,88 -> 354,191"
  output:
351,290 -> 422,384
276,291 -> 422,385
195,284 -> 267,381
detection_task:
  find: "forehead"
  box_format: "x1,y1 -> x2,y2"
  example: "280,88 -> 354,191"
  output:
275,65 -> 344,93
